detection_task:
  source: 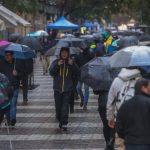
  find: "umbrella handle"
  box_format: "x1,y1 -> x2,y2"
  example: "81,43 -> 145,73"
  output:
14,58 -> 16,70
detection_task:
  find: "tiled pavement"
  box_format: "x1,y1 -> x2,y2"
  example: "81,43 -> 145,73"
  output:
0,57 -> 106,150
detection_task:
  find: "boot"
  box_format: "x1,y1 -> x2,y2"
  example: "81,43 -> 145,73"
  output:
83,102 -> 87,111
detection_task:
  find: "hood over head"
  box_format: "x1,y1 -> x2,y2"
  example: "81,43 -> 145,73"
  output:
59,47 -> 70,59
118,68 -> 141,81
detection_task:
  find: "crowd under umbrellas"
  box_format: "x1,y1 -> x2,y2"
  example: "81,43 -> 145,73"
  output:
0,22 -> 150,150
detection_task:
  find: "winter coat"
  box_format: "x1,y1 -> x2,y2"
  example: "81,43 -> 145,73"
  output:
17,59 -> 33,76
75,49 -> 94,68
49,59 -> 80,93
95,43 -> 106,57
0,59 -> 22,89
106,68 -> 141,121
116,93 -> 150,144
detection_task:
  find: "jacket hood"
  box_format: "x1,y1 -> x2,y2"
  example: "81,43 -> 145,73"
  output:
118,68 -> 141,81
59,47 -> 70,59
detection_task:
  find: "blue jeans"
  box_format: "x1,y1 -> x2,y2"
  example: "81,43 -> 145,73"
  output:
8,89 -> 19,120
126,144 -> 150,150
76,81 -> 89,104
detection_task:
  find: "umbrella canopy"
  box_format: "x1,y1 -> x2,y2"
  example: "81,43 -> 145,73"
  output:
47,16 -> 79,30
81,57 -> 119,90
83,22 -> 97,28
117,36 -> 139,48
139,34 -> 150,41
9,33 -> 22,42
0,41 -> 12,46
110,46 -> 150,68
45,37 -> 84,56
0,43 -> 36,59
26,32 -> 40,37
18,36 -> 43,52
35,30 -> 48,36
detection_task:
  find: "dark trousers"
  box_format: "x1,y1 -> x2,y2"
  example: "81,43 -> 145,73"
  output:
54,91 -> 71,125
99,106 -> 115,148
126,145 -> 150,150
0,106 -> 10,124
70,92 -> 75,111
22,75 -> 28,101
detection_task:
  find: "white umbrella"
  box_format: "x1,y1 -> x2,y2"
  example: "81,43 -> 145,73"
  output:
35,30 -> 48,36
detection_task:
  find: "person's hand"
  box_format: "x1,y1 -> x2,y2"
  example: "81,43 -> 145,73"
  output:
58,59 -> 64,65
68,58 -> 73,65
12,69 -> 18,76
108,119 -> 115,128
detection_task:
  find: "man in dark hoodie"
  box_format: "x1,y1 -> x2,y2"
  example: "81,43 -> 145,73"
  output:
49,47 -> 79,131
116,78 -> 150,150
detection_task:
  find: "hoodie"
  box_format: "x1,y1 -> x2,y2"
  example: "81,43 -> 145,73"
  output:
49,48 -> 79,93
106,68 -> 141,121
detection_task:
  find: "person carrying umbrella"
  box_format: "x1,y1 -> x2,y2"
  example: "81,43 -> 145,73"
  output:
41,38 -> 51,75
76,44 -> 94,110
49,47 -> 79,131
0,51 -> 22,126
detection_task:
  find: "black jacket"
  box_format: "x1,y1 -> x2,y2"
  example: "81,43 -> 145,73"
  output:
93,90 -> 108,109
17,59 -> 33,76
75,49 -> 94,68
49,59 -> 79,93
0,59 -> 21,89
116,94 -> 150,144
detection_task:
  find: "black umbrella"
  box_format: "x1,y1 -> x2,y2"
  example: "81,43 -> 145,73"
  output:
81,57 -> 119,90
45,38 -> 83,56
139,34 -> 150,41
18,37 -> 43,52
9,33 -> 22,42
117,36 -> 139,48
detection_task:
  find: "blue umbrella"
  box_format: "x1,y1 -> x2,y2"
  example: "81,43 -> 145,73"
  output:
0,43 -> 36,59
26,32 -> 40,37
110,46 -> 150,68
83,22 -> 97,28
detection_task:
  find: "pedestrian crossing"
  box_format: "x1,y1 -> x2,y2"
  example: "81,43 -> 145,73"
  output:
0,57 -> 106,150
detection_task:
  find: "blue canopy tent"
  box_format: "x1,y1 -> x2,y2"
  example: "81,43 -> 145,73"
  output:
47,16 -> 79,30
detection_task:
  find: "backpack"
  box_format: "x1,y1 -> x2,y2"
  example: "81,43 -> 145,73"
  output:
114,77 -> 140,113
0,73 -> 12,110
0,83 -> 8,105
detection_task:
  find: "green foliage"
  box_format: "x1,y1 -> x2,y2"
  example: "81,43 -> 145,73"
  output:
3,0 -> 39,13
2,0 -> 150,24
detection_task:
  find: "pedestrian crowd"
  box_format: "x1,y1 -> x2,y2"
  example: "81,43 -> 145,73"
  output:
0,30 -> 150,150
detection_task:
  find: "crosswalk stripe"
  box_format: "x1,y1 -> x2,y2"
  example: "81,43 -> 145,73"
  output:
16,113 -> 99,117
1,122 -> 103,128
0,134 -> 104,141
17,105 -> 98,109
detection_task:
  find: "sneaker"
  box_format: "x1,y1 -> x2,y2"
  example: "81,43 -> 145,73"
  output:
11,119 -> 16,126
83,104 -> 87,111
80,101 -> 83,107
59,123 -> 62,129
62,125 -> 67,131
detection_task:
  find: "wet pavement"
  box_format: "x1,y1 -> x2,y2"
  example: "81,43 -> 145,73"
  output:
0,57 -> 106,150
